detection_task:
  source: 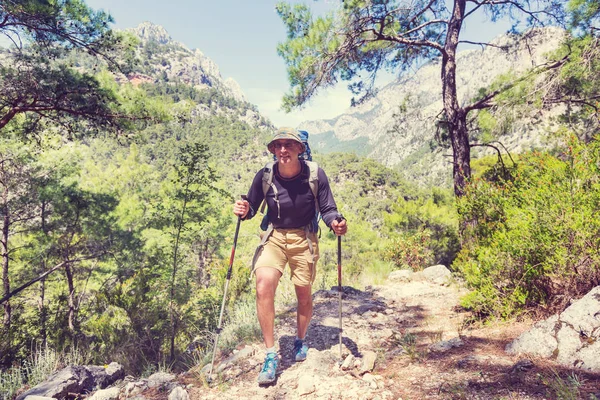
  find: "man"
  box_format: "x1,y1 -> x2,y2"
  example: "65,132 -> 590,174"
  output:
233,127 -> 347,385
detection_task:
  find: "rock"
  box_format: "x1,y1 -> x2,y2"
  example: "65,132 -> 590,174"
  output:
359,351 -> 377,374
147,372 -> 176,388
555,326 -> 584,367
356,302 -> 386,314
341,354 -> 355,370
429,337 -> 464,352
574,340 -> 600,371
558,286 -> 600,335
506,286 -> 600,372
297,375 -> 316,395
87,362 -> 125,389
215,345 -> 257,373
422,265 -> 452,285
510,359 -> 534,373
88,387 -> 120,400
304,349 -> 336,374
123,381 -> 147,398
388,270 -> 413,282
362,373 -> 383,389
168,386 -> 189,400
16,366 -> 94,400
22,397 -> 55,400
505,315 -> 559,358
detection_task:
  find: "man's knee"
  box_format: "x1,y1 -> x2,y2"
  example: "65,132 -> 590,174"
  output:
295,285 -> 312,307
256,268 -> 280,298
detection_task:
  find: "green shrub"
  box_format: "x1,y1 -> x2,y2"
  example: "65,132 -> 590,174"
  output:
384,187 -> 460,269
384,229 -> 435,271
455,132 -> 600,318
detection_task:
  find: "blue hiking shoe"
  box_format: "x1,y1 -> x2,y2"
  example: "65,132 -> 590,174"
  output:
257,352 -> 278,385
293,339 -> 309,362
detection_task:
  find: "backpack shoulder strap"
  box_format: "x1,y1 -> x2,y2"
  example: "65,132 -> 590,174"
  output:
304,161 -> 319,213
260,161 -> 280,218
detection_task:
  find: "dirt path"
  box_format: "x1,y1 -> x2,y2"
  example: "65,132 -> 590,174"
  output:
188,277 -> 600,400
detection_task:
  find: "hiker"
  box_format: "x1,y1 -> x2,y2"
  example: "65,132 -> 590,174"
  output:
233,127 -> 347,385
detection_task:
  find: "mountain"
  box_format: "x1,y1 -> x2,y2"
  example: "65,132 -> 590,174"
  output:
122,22 -> 271,130
299,27 -> 567,187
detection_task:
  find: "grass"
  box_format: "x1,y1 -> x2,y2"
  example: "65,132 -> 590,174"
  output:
541,369 -> 585,400
0,345 -> 87,400
398,332 -> 421,362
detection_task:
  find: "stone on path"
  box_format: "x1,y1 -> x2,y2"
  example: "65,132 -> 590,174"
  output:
359,351 -> 377,375
88,387 -> 120,400
388,270 -> 413,283
429,337 -> 464,352
297,375 -> 316,395
341,354 -> 355,371
422,264 -> 452,285
147,372 -> 176,388
168,386 -> 189,400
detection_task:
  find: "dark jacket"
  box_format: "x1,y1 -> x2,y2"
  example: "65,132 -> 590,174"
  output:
244,161 -> 341,229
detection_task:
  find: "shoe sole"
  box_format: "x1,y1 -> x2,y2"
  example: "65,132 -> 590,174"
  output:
257,376 -> 276,385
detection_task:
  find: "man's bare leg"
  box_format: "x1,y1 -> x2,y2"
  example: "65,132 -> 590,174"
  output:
255,267 -> 282,348
295,284 -> 312,339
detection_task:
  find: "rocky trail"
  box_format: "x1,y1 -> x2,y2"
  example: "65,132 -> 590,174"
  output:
15,270 -> 600,400
186,271 -> 600,400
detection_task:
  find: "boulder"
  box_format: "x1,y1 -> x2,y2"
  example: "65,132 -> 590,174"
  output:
506,286 -> 600,371
87,362 -> 125,389
16,363 -> 125,400
388,270 -> 413,283
429,337 -> 464,352
16,366 -> 94,400
422,265 -> 452,285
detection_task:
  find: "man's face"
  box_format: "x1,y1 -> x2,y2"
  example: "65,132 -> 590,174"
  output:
272,140 -> 302,163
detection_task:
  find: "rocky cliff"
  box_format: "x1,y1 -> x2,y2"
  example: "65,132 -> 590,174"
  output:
300,27 -> 567,187
128,22 -> 246,102
123,22 -> 269,130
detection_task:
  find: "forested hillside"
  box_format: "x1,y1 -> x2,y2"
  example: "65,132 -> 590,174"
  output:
1,0 -> 600,398
0,13 -> 445,387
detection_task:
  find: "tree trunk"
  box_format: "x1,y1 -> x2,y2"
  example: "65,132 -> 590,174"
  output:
2,204 -> 10,329
442,0 -> 471,197
197,238 -> 211,287
65,262 -> 75,333
39,266 -> 47,346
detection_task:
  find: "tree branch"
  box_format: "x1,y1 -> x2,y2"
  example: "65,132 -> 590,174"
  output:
458,40 -> 509,50
0,261 -> 65,304
464,55 -> 570,112
0,255 -> 99,305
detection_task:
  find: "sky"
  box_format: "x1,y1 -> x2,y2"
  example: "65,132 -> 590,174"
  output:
80,1 -> 512,128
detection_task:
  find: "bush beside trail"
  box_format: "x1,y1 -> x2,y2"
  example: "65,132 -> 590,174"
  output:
455,132 -> 600,319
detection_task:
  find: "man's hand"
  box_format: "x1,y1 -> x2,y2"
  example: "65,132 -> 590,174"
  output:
233,200 -> 249,218
331,218 -> 347,236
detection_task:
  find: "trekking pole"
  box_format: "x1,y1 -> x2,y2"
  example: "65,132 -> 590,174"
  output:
207,197 -> 245,382
336,217 -> 343,363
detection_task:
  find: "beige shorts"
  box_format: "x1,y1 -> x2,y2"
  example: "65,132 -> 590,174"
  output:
253,228 -> 319,286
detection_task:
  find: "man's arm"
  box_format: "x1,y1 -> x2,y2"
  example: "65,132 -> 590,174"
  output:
317,168 -> 346,235
233,169 -> 264,220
